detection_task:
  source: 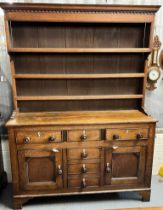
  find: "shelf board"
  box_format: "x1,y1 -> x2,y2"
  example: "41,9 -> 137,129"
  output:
16,95 -> 143,101
9,48 -> 151,53
14,73 -> 145,79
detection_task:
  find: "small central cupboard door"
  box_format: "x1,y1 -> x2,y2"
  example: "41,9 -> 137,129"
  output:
18,149 -> 63,191
104,146 -> 146,186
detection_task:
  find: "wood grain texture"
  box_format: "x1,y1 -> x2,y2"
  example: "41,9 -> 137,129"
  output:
106,127 -> 149,140
15,78 -> 143,97
17,99 -> 141,112
15,95 -> 143,101
6,110 -> 156,127
14,73 -> 145,79
5,12 -> 154,23
8,48 -> 151,53
15,130 -> 62,144
10,22 -> 150,49
0,3 -> 160,12
13,54 -> 147,74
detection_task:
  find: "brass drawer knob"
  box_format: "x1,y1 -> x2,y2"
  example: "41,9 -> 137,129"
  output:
81,164 -> 87,173
48,136 -> 56,143
81,178 -> 87,188
106,163 -> 111,173
80,130 -> 87,141
81,149 -> 88,159
137,133 -> 143,140
24,137 -> 30,144
57,165 -> 62,175
80,134 -> 87,141
113,134 -> 119,140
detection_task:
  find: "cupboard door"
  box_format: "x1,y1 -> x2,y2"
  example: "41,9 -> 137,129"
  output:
18,149 -> 63,191
105,146 -> 146,186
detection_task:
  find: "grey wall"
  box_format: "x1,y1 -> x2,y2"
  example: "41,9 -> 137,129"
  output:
0,0 -> 163,139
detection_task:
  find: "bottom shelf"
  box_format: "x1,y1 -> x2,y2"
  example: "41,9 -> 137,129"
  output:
16,95 -> 143,101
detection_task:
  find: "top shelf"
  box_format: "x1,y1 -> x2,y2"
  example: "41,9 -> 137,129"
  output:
8,48 -> 151,53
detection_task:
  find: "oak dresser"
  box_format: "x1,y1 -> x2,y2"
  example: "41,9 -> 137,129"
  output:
0,3 -> 162,209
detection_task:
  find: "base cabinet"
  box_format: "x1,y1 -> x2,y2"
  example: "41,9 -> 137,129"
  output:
8,122 -> 155,209
18,145 -> 147,191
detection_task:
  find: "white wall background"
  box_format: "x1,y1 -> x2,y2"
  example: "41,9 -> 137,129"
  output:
0,0 -> 163,182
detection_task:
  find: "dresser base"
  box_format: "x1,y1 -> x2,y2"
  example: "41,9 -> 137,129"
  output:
13,189 -> 151,210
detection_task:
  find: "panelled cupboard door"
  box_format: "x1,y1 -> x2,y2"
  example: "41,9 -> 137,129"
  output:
104,146 -> 146,186
18,149 -> 63,191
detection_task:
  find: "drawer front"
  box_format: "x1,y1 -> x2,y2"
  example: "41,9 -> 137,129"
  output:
16,130 -> 62,144
68,176 -> 100,188
67,129 -> 100,142
106,128 -> 149,141
68,163 -> 100,175
67,148 -> 101,160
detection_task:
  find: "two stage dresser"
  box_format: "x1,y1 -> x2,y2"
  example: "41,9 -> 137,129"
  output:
0,3 -> 161,209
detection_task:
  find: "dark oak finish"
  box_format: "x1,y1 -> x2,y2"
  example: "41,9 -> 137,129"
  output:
0,3 -> 160,209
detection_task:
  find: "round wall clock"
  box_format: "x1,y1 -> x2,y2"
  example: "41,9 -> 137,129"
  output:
148,66 -> 161,82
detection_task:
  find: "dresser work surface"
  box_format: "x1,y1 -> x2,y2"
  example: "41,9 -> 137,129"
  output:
6,110 -> 156,126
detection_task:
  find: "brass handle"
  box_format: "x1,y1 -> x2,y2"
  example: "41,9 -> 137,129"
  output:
80,134 -> 87,141
137,133 -> 143,140
106,163 -> 111,173
81,164 -> 87,173
81,149 -> 88,159
113,134 -> 119,140
48,136 -> 56,143
80,130 -> 87,141
51,148 -> 59,153
112,145 -> 118,150
81,178 -> 87,188
24,137 -> 30,144
57,165 -> 62,175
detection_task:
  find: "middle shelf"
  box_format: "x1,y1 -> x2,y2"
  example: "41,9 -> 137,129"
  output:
9,48 -> 151,53
15,95 -> 143,101
14,73 -> 145,79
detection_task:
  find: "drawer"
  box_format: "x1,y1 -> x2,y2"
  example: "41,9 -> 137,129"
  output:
68,176 -> 100,188
68,163 -> 100,175
16,130 -> 62,144
106,128 -> 149,141
67,148 -> 101,160
67,129 -> 100,142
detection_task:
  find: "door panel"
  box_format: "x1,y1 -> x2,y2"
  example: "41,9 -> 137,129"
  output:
105,146 -> 146,186
18,149 -> 63,190
28,157 -> 55,182
112,153 -> 139,178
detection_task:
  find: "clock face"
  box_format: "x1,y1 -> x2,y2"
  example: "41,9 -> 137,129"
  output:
148,68 -> 160,81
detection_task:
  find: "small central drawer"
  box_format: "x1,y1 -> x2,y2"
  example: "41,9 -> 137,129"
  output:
68,176 -> 100,188
106,128 -> 149,141
67,129 -> 100,142
68,163 -> 100,175
67,148 -> 101,160
16,130 -> 62,144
